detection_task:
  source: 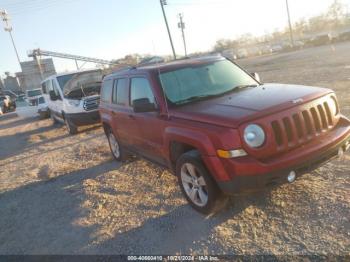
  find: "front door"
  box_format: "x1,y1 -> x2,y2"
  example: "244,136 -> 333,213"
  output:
52,79 -> 64,120
129,76 -> 166,164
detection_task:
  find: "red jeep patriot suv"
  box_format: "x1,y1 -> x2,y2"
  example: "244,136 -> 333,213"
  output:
99,56 -> 350,214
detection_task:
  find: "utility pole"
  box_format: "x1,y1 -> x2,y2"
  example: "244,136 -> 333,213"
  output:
160,0 -> 176,59
0,10 -> 22,67
285,0 -> 295,47
178,13 -> 188,57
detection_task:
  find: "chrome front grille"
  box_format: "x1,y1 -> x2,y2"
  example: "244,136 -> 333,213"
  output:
270,99 -> 336,151
83,96 -> 100,111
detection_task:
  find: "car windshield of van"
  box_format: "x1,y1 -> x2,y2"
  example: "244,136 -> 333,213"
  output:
57,74 -> 75,90
27,90 -> 42,97
159,60 -> 258,105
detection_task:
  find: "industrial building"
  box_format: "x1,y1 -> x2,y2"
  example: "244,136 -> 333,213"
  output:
19,58 -> 56,91
2,72 -> 21,93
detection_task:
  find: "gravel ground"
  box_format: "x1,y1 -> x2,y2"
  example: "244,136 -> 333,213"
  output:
0,42 -> 349,255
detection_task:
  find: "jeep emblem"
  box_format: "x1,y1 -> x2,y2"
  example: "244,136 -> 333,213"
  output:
292,98 -> 304,104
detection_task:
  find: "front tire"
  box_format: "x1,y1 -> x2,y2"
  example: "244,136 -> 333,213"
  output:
50,110 -> 58,124
65,118 -> 78,135
176,150 -> 228,215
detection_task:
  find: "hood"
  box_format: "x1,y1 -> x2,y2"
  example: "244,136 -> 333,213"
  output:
64,71 -> 103,99
170,83 -> 332,128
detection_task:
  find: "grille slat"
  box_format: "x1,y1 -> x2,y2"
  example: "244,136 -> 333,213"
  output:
292,114 -> 303,140
270,99 -> 335,152
323,102 -> 333,126
310,107 -> 321,133
317,104 -> 328,130
83,97 -> 100,111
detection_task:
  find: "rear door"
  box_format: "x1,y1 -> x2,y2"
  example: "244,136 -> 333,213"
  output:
99,78 -> 114,129
110,77 -> 138,147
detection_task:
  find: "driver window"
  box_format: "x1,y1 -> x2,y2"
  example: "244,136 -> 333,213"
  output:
130,77 -> 155,106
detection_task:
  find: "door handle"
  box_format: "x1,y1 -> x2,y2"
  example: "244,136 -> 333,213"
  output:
111,111 -> 116,115
128,114 -> 135,119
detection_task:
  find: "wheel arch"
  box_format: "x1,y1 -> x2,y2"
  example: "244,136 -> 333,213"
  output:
164,127 -> 217,171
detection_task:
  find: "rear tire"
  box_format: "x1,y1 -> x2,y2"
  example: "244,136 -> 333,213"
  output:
176,150 -> 228,215
107,129 -> 125,161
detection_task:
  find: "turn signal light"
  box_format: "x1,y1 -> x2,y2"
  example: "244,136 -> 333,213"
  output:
217,149 -> 248,159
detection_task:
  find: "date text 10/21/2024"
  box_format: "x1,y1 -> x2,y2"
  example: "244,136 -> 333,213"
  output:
127,255 -> 220,261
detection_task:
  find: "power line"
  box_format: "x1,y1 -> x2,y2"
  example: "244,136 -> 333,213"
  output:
2,0 -> 78,15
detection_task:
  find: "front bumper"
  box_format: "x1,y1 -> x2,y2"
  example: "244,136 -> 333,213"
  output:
209,116 -> 350,194
65,110 -> 100,126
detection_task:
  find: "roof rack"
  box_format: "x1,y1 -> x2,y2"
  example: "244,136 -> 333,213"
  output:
111,65 -> 137,73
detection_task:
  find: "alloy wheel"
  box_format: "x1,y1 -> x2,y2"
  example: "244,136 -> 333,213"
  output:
180,162 -> 208,207
109,132 -> 120,159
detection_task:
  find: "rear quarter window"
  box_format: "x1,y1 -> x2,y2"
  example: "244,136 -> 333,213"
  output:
101,79 -> 113,103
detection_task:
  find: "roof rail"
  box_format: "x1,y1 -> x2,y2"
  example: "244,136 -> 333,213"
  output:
111,65 -> 136,73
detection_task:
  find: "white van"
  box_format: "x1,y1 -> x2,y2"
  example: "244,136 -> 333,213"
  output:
41,69 -> 103,134
26,88 -> 43,106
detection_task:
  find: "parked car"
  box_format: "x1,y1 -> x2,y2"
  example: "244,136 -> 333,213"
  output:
221,49 -> 237,60
338,31 -> 350,42
236,48 -> 248,59
308,34 -> 333,46
0,95 -> 16,113
271,44 -> 283,53
26,88 -> 43,106
99,56 -> 350,214
2,90 -> 18,100
41,69 -> 103,134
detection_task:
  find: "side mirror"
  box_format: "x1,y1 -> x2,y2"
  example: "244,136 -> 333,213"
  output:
251,72 -> 261,82
133,98 -> 157,113
49,90 -> 58,101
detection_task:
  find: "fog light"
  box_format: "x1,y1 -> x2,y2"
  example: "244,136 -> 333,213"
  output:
338,147 -> 344,158
287,171 -> 296,183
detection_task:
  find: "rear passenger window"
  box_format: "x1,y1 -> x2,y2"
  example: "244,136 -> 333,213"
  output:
112,78 -> 129,106
101,79 -> 113,103
130,78 -> 155,106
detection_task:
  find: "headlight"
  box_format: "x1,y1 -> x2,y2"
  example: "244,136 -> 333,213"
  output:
328,97 -> 338,115
67,99 -> 80,107
244,124 -> 266,148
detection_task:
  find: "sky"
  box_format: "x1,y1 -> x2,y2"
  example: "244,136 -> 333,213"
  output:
0,0 -> 349,75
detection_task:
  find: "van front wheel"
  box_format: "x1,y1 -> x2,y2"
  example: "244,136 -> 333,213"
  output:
65,118 -> 78,135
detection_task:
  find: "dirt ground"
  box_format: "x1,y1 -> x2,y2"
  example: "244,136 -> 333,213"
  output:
0,42 -> 349,255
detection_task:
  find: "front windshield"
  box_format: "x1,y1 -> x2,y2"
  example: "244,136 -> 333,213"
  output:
27,90 -> 42,97
159,59 -> 258,105
57,74 -> 75,90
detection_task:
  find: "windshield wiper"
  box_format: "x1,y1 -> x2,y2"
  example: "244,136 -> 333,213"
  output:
233,84 -> 259,90
175,84 -> 259,105
176,95 -> 215,105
